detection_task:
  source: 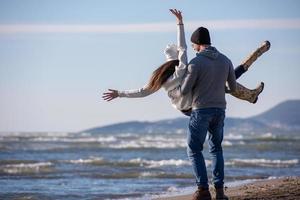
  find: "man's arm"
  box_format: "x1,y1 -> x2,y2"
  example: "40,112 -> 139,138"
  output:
180,63 -> 198,95
226,60 -> 237,93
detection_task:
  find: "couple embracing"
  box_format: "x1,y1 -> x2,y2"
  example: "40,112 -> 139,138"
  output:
103,9 -> 270,200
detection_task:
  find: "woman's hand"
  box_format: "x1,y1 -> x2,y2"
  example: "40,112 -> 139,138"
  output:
102,89 -> 119,101
170,9 -> 183,24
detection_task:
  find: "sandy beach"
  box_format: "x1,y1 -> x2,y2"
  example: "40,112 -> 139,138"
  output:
155,177 -> 300,200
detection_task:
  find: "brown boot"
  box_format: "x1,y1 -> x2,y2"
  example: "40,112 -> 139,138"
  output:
193,187 -> 212,200
215,187 -> 229,200
241,40 -> 271,70
230,82 -> 264,104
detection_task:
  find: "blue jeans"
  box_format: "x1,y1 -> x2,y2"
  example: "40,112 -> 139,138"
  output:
187,108 -> 225,189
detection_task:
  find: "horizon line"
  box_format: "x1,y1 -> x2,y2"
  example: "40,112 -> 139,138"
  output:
0,98 -> 298,133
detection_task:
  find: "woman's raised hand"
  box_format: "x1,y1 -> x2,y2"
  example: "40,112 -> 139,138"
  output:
169,9 -> 183,24
102,89 -> 119,102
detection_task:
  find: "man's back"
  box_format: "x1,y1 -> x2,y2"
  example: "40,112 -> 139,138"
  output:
181,46 -> 236,109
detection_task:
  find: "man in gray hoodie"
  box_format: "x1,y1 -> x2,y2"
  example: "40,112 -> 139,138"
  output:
181,27 -> 236,200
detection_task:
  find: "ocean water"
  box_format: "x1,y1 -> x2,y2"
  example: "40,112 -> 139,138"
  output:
0,130 -> 299,200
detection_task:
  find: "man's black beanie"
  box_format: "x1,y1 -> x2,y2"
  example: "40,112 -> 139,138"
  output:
190,27 -> 211,45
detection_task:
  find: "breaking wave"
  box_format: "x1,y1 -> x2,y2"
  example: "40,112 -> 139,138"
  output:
86,171 -> 194,179
0,162 -> 54,174
1,131 -> 299,152
64,157 -> 195,168
226,158 -> 299,167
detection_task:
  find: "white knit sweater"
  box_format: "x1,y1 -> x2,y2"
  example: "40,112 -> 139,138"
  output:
118,24 -> 192,110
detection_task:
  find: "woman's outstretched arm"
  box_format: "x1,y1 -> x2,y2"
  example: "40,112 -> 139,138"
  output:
102,85 -> 156,101
117,85 -> 156,98
163,9 -> 188,90
174,9 -> 188,76
102,89 -> 118,102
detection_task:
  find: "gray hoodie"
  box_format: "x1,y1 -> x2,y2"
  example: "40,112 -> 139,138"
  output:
179,46 -> 236,110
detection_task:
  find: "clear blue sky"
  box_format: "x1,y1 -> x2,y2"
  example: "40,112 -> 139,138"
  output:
0,0 -> 300,132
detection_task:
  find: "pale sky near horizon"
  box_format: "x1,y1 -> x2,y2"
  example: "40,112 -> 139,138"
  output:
1,0 -> 300,132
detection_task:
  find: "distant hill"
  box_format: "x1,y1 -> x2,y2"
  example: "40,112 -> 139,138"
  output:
82,100 -> 300,134
83,118 -> 189,134
251,100 -> 300,129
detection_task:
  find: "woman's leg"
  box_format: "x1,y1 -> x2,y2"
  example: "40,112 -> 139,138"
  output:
231,82 -> 264,104
240,40 -> 271,71
182,41 -> 270,114
231,41 -> 270,103
181,109 -> 192,116
234,40 -> 271,79
234,65 -> 247,80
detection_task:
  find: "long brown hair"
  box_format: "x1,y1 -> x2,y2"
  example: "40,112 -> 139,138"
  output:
147,60 -> 179,92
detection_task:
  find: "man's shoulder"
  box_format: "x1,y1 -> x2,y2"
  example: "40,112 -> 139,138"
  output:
187,57 -> 201,71
217,51 -> 232,64
188,56 -> 204,67
189,53 -> 231,65
189,56 -> 200,64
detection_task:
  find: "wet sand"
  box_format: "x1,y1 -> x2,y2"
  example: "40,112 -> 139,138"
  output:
155,177 -> 300,200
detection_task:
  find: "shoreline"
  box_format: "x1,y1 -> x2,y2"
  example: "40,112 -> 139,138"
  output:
154,177 -> 300,200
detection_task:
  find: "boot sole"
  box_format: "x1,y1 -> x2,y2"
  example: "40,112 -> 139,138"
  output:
253,82 -> 265,104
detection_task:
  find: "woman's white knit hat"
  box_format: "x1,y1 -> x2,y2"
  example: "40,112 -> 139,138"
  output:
164,44 -> 178,61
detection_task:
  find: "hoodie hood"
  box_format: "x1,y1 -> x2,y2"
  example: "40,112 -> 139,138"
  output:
196,46 -> 219,60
